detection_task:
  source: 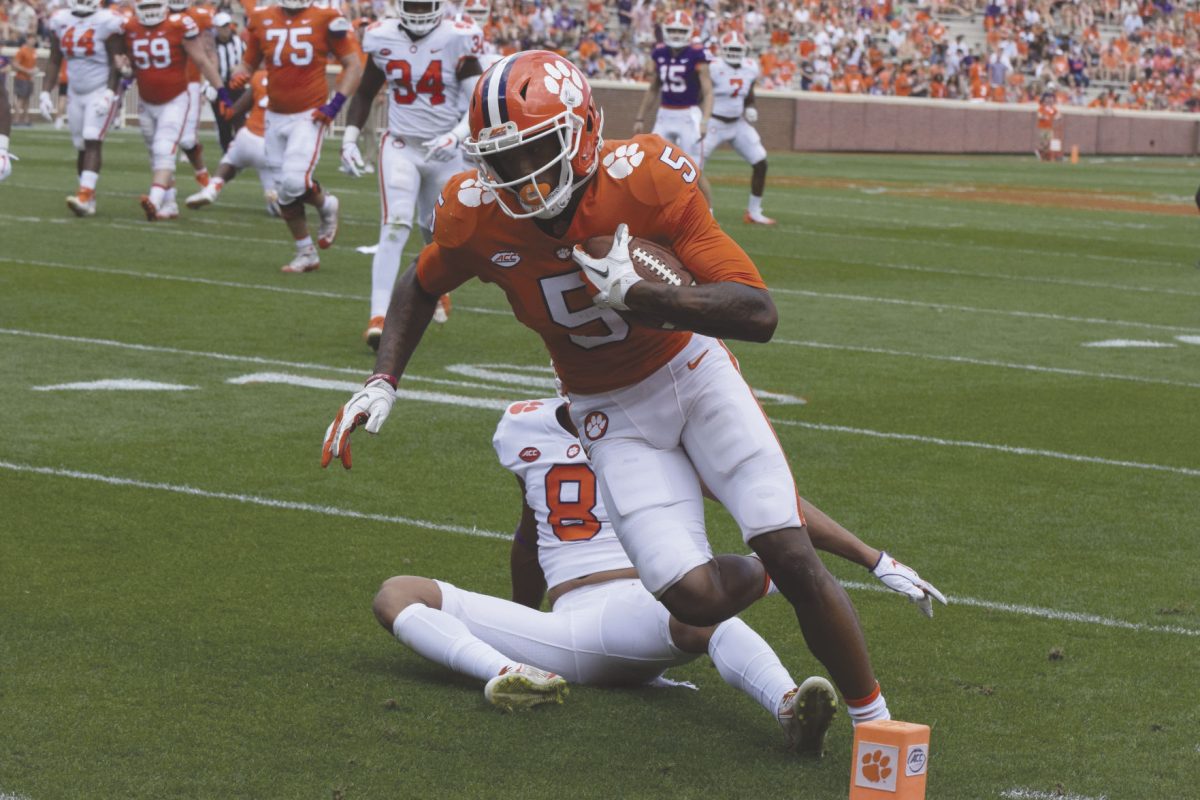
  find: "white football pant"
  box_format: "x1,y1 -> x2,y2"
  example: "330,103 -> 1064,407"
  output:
701,117 -> 767,167
264,109 -> 326,205
652,106 -> 703,163
68,86 -> 120,151
139,91 -> 190,172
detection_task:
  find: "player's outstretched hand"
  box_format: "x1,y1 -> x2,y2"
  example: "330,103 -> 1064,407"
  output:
871,552 -> 947,618
743,107 -> 758,124
0,150 -> 16,182
571,223 -> 643,310
421,132 -> 459,162
39,90 -> 56,121
341,140 -> 366,177
321,373 -> 398,469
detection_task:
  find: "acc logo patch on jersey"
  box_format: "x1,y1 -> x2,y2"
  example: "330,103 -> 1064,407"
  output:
457,176 -> 495,208
490,251 -> 521,268
518,446 -> 541,462
603,143 -> 645,180
583,411 -> 609,441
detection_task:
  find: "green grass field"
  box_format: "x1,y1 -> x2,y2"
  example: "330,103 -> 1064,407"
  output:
2,128 -> 1198,800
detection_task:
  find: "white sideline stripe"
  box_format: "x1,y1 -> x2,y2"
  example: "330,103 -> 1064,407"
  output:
1082,339 -> 1177,349
6,327 -> 1199,478
32,379 -> 197,392
227,372 -> 508,410
776,339 -> 1200,390
1178,335 -> 1200,345
0,460 -> 510,542
1,460 -> 1196,639
771,418 -> 1200,478
772,287 -> 1200,334
1001,789 -> 1109,800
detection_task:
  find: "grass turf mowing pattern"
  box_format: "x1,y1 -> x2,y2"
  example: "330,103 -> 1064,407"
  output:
2,129 -> 1199,799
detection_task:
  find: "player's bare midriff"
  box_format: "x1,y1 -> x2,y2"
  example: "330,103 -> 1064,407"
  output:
547,567 -> 640,607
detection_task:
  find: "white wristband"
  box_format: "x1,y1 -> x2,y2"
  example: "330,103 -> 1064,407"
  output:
343,125 -> 361,147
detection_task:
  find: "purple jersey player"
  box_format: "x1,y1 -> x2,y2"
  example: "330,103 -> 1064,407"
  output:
633,9 -> 712,164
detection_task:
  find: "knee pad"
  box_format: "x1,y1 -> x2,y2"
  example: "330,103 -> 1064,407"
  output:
180,132 -> 197,150
152,146 -> 177,173
277,173 -> 308,205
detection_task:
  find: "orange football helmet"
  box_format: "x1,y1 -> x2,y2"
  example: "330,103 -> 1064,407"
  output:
662,10 -> 693,49
719,31 -> 748,66
464,51 -> 604,220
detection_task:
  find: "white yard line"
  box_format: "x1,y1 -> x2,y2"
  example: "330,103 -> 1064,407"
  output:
1,459 -> 1195,640
227,372 -> 508,410
775,339 -> 1200,390
1001,788 -> 1109,800
771,287 -> 1200,334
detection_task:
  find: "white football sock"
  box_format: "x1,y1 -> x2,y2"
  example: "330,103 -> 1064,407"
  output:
79,170 -> 99,191
210,177 -> 225,194
163,185 -> 176,207
149,183 -> 166,208
392,603 -> 512,683
371,222 -> 412,318
846,683 -> 891,726
295,236 -> 314,252
708,618 -> 797,717
748,194 -> 763,215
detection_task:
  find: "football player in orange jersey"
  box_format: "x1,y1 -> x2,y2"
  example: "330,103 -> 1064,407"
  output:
323,51 -> 894,730
185,70 -> 282,216
168,0 -> 216,187
231,0 -> 363,273
121,0 -> 229,220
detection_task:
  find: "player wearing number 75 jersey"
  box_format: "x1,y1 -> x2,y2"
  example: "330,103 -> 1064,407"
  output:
324,51 -> 899,731
372,397 -> 944,739
120,0 -> 230,221
342,0 -> 485,349
231,0 -> 363,274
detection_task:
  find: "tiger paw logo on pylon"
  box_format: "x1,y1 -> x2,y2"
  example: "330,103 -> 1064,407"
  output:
855,742 -> 899,791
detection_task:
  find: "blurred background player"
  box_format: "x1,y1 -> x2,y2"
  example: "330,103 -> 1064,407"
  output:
231,0 -> 363,273
122,0 -> 229,221
342,0 -> 483,347
12,35 -> 38,127
372,396 -> 942,742
169,0 -> 216,188
458,0 -> 500,69
632,9 -> 711,164
185,70 -> 282,217
702,31 -> 774,226
1036,91 -> 1060,162
210,12 -> 247,152
0,55 -> 16,181
40,0 -> 125,216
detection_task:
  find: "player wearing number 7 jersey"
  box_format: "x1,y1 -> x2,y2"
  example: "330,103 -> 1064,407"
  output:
344,0 -> 485,349
324,50 -> 899,730
232,0 -> 363,274
372,397 -> 944,741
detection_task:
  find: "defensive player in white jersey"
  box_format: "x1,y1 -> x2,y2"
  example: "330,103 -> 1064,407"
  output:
0,56 -> 16,182
373,398 -> 944,744
703,31 -> 774,226
40,0 -> 125,216
458,0 -> 501,70
342,0 -> 485,349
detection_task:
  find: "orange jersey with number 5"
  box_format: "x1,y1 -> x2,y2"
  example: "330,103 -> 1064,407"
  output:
124,14 -> 198,104
415,135 -> 766,395
243,5 -> 360,113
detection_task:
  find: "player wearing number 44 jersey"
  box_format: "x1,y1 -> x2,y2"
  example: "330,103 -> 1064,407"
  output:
231,0 -> 363,274
703,31 -> 774,226
120,0 -> 229,221
41,0 -> 125,216
372,397 -> 944,738
343,0 -> 484,348
324,51 -> 902,729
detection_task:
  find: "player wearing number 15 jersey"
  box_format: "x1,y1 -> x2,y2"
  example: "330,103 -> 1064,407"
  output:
343,0 -> 484,349
42,0 -> 125,216
122,0 -> 228,221
632,10 -> 711,164
233,0 -> 363,274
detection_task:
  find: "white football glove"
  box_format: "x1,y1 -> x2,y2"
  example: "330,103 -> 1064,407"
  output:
743,106 -> 758,124
0,150 -> 14,183
422,132 -> 459,162
341,141 -> 366,177
871,552 -> 947,618
570,222 -> 644,311
202,82 -> 218,102
39,90 -> 56,121
321,374 -> 397,469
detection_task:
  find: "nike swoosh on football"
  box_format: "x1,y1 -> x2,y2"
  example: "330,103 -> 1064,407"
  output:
687,351 -> 708,370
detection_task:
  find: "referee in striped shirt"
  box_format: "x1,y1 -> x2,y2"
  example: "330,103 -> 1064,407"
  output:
212,13 -> 246,152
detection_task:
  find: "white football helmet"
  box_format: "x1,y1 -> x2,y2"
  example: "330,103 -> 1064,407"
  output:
398,0 -> 445,35
69,0 -> 100,15
662,10 -> 693,49
136,0 -> 169,25
462,0 -> 489,25
280,0 -> 314,9
166,0 -> 189,11
719,31 -> 748,67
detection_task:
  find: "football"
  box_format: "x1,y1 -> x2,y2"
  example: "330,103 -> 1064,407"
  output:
579,234 -> 695,329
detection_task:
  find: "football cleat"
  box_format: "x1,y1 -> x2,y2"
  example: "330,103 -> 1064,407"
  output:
66,194 -> 97,217
778,676 -> 837,756
281,246 -> 320,274
317,193 -> 339,249
743,210 -> 777,226
432,294 -> 452,324
364,315 -> 385,351
483,664 -> 567,712
157,202 -> 180,220
186,185 -> 218,209
139,195 -> 160,221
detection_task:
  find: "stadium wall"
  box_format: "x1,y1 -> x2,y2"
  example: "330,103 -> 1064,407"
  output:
591,81 -> 1200,157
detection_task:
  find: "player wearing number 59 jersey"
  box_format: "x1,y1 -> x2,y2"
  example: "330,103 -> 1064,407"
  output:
42,0 -> 125,216
122,0 -> 228,221
233,0 -> 363,274
344,0 -> 484,349
702,31 -> 774,226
